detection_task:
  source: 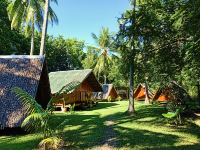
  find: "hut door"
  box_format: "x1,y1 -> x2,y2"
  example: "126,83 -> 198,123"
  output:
80,91 -> 86,103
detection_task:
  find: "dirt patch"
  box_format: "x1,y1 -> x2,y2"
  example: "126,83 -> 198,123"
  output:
92,115 -> 118,150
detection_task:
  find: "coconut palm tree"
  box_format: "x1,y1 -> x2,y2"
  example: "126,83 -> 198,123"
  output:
40,0 -> 49,56
90,27 -> 117,84
7,0 -> 58,55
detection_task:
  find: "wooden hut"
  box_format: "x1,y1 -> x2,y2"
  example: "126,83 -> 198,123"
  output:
116,87 -> 129,99
49,69 -> 103,108
0,55 -> 51,128
134,83 -> 154,100
152,88 -> 170,102
153,81 -> 193,102
93,84 -> 118,101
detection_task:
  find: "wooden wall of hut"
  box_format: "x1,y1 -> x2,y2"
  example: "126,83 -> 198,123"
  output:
116,87 -> 129,99
53,78 -> 94,105
134,86 -> 141,98
110,88 -> 117,100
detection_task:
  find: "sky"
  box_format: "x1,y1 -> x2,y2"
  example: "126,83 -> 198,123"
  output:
47,0 -> 132,52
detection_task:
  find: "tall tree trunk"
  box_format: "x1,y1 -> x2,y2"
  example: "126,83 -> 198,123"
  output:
104,75 -> 106,84
104,54 -> 107,84
30,17 -> 34,55
40,0 -> 49,56
126,0 -> 136,115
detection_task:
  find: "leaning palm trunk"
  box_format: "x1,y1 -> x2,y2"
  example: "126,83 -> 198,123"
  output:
40,0 -> 49,56
30,17 -> 34,55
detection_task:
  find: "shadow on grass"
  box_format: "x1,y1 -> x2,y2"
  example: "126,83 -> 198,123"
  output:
0,134 -> 41,150
63,100 -> 200,149
46,101 -> 199,149
86,102 -> 119,111
0,127 -> 41,150
0,127 -> 27,136
1,100 -> 200,150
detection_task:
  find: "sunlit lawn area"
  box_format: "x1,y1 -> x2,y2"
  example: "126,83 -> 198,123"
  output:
1,100 -> 200,150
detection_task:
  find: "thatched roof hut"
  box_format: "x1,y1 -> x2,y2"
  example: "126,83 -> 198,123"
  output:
134,83 -> 154,100
49,69 -> 103,107
153,81 -> 193,102
93,84 -> 118,101
0,55 -> 51,128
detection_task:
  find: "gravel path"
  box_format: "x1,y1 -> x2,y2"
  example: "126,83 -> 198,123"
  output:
92,115 -> 118,150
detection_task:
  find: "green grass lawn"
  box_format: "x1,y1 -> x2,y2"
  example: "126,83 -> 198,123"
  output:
1,100 -> 200,150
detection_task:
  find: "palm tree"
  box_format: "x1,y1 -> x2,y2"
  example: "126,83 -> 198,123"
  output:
7,0 -> 58,55
40,0 -> 49,56
90,27 -> 116,84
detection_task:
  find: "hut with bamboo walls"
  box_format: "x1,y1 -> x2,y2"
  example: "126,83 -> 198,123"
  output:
93,84 -> 118,101
0,55 -> 51,128
134,83 -> 154,100
49,69 -> 103,108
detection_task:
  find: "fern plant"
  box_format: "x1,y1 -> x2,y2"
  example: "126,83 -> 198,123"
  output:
12,81 -> 79,149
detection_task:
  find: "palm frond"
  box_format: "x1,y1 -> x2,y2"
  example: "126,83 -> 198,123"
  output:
89,59 -> 98,69
91,33 -> 99,46
12,87 -> 44,114
7,0 -> 23,20
86,46 -> 101,53
24,24 -> 31,37
51,0 -> 58,5
49,82 -> 80,111
21,112 -> 48,133
48,6 -> 59,26
39,137 -> 64,149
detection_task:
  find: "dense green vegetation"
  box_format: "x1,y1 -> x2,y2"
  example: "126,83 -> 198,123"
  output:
2,0 -> 200,97
115,0 -> 200,100
0,0 -> 31,55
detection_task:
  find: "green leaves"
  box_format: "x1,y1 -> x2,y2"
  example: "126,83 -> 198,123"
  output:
38,136 -> 64,149
115,0 -> 200,85
0,0 -> 31,55
12,81 -> 80,141
12,87 -> 44,114
68,103 -> 75,114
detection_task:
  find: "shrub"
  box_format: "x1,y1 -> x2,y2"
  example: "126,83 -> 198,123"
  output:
107,96 -> 112,102
117,96 -> 122,101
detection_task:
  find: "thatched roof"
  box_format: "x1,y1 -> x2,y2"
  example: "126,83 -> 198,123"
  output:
153,81 -> 193,102
93,84 -> 118,100
0,55 -> 51,128
49,69 -> 103,94
134,83 -> 154,99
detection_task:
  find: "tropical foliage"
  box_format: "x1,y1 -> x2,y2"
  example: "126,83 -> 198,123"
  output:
7,0 -> 58,55
0,0 -> 30,55
83,27 -> 117,84
34,33 -> 86,72
12,82 -> 79,149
